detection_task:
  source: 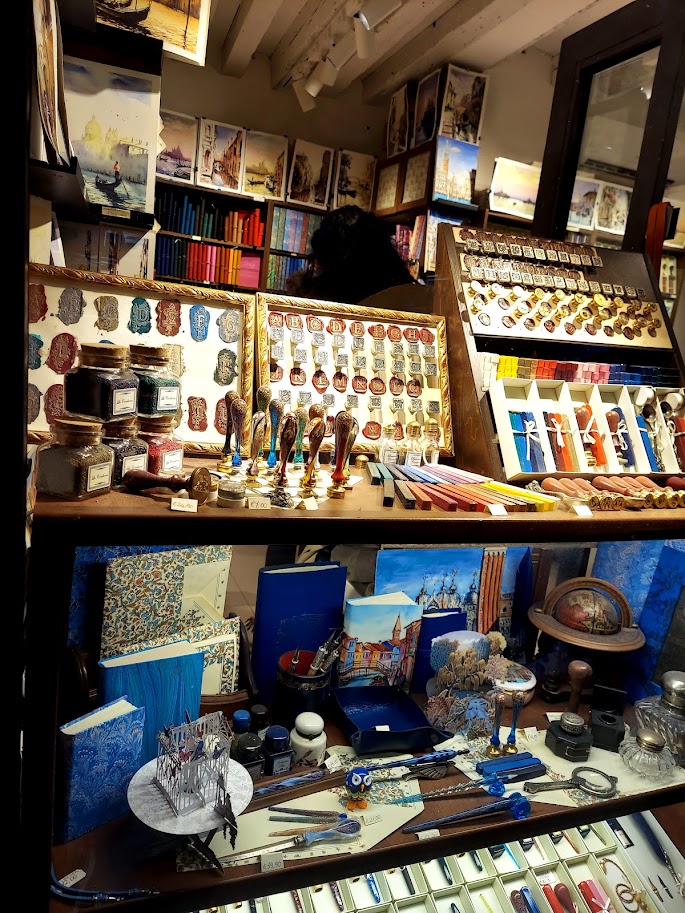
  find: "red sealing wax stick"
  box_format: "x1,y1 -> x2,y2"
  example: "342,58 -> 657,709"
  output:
578,879 -> 615,913
542,884 -> 566,913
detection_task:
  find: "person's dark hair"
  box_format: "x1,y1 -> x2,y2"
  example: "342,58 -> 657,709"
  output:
288,205 -> 414,304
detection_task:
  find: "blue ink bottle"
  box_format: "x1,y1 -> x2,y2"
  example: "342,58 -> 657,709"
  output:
262,725 -> 294,776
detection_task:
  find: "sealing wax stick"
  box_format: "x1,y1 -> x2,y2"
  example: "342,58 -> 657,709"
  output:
542,883 -> 565,913
579,879 -> 615,913
554,883 -> 576,913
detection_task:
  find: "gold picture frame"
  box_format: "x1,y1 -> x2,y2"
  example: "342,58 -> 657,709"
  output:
27,264 -> 255,456
255,292 -> 454,456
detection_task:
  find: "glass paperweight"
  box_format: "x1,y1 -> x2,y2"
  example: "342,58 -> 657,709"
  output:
618,728 -> 677,781
634,670 -> 685,767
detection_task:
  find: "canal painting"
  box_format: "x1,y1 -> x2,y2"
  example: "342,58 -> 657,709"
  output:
156,109 -> 198,184
240,129 -> 287,201
63,56 -> 159,214
338,591 -> 422,692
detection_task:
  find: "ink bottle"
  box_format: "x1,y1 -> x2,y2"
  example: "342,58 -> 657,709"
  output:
36,417 -> 114,500
249,703 -> 269,740
619,728 -> 677,780
263,725 -> 294,775
377,423 -> 399,465
231,709 -> 251,735
545,711 -> 593,761
137,414 -> 184,475
102,417 -> 148,486
63,343 -> 138,422
230,732 -> 265,781
634,670 -> 685,766
421,418 -> 441,465
129,344 -> 181,417
290,712 -> 327,767
399,421 -> 423,468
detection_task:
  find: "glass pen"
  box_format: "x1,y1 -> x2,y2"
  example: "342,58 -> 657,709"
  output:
366,872 -> 381,903
438,855 -> 453,885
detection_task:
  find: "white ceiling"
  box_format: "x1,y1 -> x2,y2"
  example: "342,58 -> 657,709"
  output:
208,0 -> 635,103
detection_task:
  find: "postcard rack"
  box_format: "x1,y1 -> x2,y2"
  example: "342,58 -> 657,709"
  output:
432,224 -> 685,482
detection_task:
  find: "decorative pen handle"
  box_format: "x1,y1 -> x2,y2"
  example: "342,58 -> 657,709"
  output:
276,412 -> 297,485
331,411 -> 355,483
248,411 -> 267,476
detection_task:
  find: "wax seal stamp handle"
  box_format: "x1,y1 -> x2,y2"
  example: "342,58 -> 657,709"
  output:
256,384 -> 272,415
230,398 -> 248,466
122,469 -> 188,492
293,407 -> 308,464
268,399 -> 284,468
342,416 -> 360,478
222,390 -> 240,456
248,411 -> 267,477
331,411 -> 355,483
302,418 -> 326,488
567,660 -> 592,714
277,412 -> 297,485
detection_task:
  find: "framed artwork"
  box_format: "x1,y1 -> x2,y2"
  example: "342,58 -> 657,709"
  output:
373,161 -> 401,215
286,139 -> 334,210
387,84 -> 409,158
438,64 -> 488,145
423,210 -> 463,273
32,0 -> 70,165
59,220 -> 155,280
433,136 -> 478,205
567,176 -> 600,231
664,200 -> 685,249
255,292 -> 454,457
488,157 -> 540,220
27,264 -> 255,456
156,109 -> 199,185
197,118 -> 245,193
334,150 -> 377,211
594,181 -> 633,235
413,68 -> 441,147
400,147 -> 432,208
63,55 -> 160,215
240,129 -> 288,201
95,0 -> 211,67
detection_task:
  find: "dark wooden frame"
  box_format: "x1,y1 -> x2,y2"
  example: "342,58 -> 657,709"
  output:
396,142 -> 434,212
532,0 -> 685,252
371,152 -> 404,215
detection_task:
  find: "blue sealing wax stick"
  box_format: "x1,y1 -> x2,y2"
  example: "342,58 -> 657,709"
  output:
476,752 -> 536,774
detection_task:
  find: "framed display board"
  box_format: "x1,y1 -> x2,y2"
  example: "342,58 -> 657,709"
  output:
27,265 -> 255,456
255,292 -> 454,457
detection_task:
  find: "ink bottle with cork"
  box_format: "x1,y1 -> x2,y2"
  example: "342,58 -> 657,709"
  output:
63,343 -> 138,422
377,423 -> 399,464
634,670 -> 685,766
137,414 -> 184,475
129,344 -> 181,417
36,417 -> 114,500
290,712 -> 327,767
263,725 -> 294,775
102,417 -> 148,486
230,732 -> 265,781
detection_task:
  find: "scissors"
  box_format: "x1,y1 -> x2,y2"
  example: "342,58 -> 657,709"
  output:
523,766 -> 618,798
218,818 -> 361,866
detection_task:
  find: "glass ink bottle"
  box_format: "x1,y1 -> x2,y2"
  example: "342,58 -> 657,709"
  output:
263,725 -> 294,775
230,732 -> 265,781
129,343 -> 181,417
64,343 -> 138,422
421,418 -> 441,465
377,423 -> 399,465
137,414 -> 184,475
634,671 -> 685,766
36,417 -> 114,500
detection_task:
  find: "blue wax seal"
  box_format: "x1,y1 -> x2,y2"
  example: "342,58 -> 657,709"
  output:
128,297 -> 151,334
189,305 -> 210,341
28,334 -> 43,369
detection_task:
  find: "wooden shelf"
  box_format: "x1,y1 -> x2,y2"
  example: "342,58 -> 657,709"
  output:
29,157 -> 89,216
157,229 -> 264,252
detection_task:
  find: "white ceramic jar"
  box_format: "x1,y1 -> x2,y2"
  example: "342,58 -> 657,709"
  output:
290,711 -> 327,766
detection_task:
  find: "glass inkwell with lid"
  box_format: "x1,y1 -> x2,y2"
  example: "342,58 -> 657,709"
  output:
36,417 -> 114,500
635,671 -> 685,767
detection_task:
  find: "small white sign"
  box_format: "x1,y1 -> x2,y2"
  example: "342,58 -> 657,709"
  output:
572,503 -> 593,517
487,503 -> 508,516
363,812 -> 383,826
261,853 -> 284,872
59,870 -> 87,887
325,754 -> 344,772
374,724 -> 390,731
523,727 -> 539,741
247,496 -> 271,510
417,829 -> 441,840
171,497 -> 198,513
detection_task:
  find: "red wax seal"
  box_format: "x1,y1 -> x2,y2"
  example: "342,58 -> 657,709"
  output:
349,321 -> 365,337
394,421 -> 405,439
389,376 -> 405,395
46,333 -> 78,374
333,370 -> 348,392
44,384 -> 65,425
269,311 -> 285,327
419,327 -> 435,344
214,397 -> 228,434
307,315 -> 324,332
156,299 -> 181,336
327,317 -> 346,334
363,421 -> 382,440
187,396 -> 208,432
324,415 -> 335,436
387,324 -> 402,342
403,327 -> 420,342
369,376 -> 386,395
352,375 -> 368,394
368,323 -> 386,339
28,283 -> 48,323
564,322 -> 577,335
407,378 -> 423,398
270,363 -> 284,382
290,366 -> 307,386
285,313 -> 303,329
312,369 -> 329,393
585,323 -> 597,336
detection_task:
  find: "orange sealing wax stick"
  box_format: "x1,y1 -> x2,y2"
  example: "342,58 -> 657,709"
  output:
574,404 -> 608,466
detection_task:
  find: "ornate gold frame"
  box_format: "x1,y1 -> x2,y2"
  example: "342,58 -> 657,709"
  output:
28,265 -> 255,457
255,291 -> 454,456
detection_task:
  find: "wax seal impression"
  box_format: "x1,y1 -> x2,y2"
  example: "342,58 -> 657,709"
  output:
389,376 -> 405,395
419,327 -> 435,344
270,363 -> 284,382
327,317 -> 346,334
403,327 -> 420,342
369,377 -> 386,395
332,371 -> 348,392
268,311 -> 284,327
306,314 -> 324,332
352,375 -> 368,394
407,378 -> 423,398
363,421 -> 382,440
387,324 -> 402,342
312,369 -> 329,393
349,321 -> 365,336
290,367 -> 306,386
368,323 -> 386,339
285,312 -> 303,329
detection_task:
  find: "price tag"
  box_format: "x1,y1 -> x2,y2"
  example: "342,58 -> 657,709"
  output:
417,829 -> 441,841
374,724 -> 390,731
487,502 -> 507,515
363,812 -> 383,826
523,727 -> 539,741
572,503 -> 593,517
247,495 -> 271,510
545,712 -> 563,722
59,870 -> 86,888
325,754 -> 344,772
102,206 -> 129,219
261,853 -> 284,873
171,497 -> 198,513
301,496 -> 318,511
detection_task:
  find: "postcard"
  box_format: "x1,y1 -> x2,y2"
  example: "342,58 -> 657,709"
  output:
241,129 -> 288,201
413,68 -> 441,147
433,136 -> 478,204
594,181 -> 633,235
567,177 -> 600,231
287,139 -> 334,209
438,64 -> 488,145
197,117 -> 245,192
157,109 -> 198,185
489,157 -> 540,220
334,150 -> 376,211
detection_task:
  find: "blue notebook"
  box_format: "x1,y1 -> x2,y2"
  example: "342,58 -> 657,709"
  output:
410,610 -> 468,694
251,562 -> 347,701
99,640 -> 204,763
57,697 -> 145,843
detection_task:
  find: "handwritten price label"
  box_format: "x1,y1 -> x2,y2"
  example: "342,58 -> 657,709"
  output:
260,853 -> 284,872
247,496 -> 271,510
59,870 -> 86,887
363,812 -> 382,826
417,829 -> 441,840
170,497 -> 198,513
